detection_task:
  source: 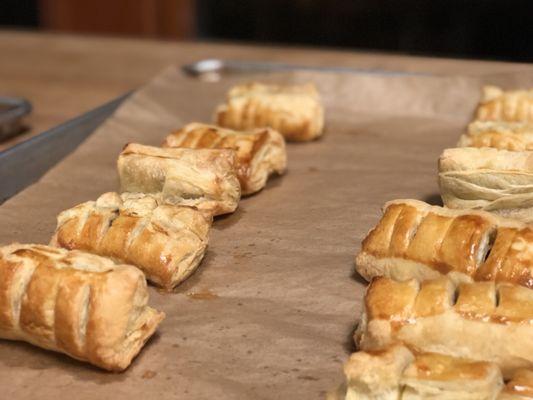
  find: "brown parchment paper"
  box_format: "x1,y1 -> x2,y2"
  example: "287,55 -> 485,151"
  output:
1,66 -> 533,400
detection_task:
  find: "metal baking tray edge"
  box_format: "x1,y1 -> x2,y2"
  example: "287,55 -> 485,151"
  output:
0,96 -> 32,140
182,58 -> 431,77
0,94 -> 129,203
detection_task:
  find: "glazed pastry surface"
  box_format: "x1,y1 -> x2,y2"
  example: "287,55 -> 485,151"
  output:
333,345 -> 533,399
355,199 -> 533,289
215,82 -> 324,142
355,276 -> 533,378
501,369 -> 533,399
0,243 -> 164,371
162,122 -> 287,195
51,192 -> 211,290
117,143 -> 241,216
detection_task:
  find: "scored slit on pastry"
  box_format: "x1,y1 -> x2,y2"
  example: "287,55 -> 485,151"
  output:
4,254 -> 37,333
162,122 -> 287,195
117,143 -> 241,216
354,276 -> 533,378
0,244 -> 164,371
438,147 -> 533,222
51,192 -> 212,290
355,199 -> 533,289
214,82 -> 325,142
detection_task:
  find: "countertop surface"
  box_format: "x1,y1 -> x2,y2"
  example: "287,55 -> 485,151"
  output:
1,30 -> 532,151
1,30 -> 533,400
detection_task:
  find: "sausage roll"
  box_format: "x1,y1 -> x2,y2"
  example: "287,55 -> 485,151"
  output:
439,147 -> 533,222
0,243 -> 164,371
117,143 -> 241,216
215,82 -> 324,142
476,86 -> 533,123
458,121 -> 533,151
162,123 -> 287,195
355,199 -> 533,289
332,345 -> 506,400
355,277 -> 533,378
51,192 -> 211,290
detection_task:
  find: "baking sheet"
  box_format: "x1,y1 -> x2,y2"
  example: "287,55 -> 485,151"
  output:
0,65 -> 532,400
0,95 -> 126,203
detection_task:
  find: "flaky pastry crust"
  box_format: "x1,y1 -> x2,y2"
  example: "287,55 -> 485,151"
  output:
355,277 -> 533,378
162,122 -> 287,195
51,192 -> 211,290
332,345 -> 533,399
501,369 -> 533,399
215,82 -> 324,142
458,121 -> 533,151
401,352 -> 503,399
355,199 -> 533,289
439,147 -> 533,222
0,243 -> 164,371
117,143 -> 241,216
476,86 -> 533,123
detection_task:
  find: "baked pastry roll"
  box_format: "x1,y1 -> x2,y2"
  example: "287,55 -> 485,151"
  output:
0,243 -> 164,371
333,345 -> 505,400
118,143 -> 241,216
355,199 -> 533,289
439,147 -> 533,222
458,121 -> 533,151
162,122 -> 287,195
354,277 -> 533,378
215,82 -> 324,142
51,192 -> 211,290
476,86 -> 533,123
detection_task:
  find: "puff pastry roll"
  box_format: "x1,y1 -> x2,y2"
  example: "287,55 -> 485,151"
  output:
215,82 -> 324,142
458,121 -> 533,151
355,199 -> 533,289
439,147 -> 533,221
354,277 -> 533,378
0,243 -> 164,371
332,345 -> 507,400
476,86 -> 533,123
162,123 -> 287,195
118,143 -> 241,216
51,192 -> 211,290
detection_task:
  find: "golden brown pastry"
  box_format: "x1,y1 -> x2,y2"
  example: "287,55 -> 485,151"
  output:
401,353 -> 506,399
162,122 -> 287,195
332,345 -> 506,400
476,86 -> 533,123
458,121 -> 533,151
355,277 -> 533,378
117,143 -> 241,216
501,369 -> 533,399
439,147 -> 533,222
336,345 -> 415,400
355,199 -> 533,289
51,192 -> 211,290
215,82 -> 324,142
0,243 -> 164,371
